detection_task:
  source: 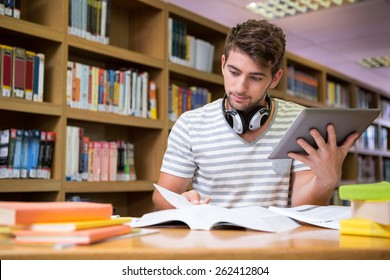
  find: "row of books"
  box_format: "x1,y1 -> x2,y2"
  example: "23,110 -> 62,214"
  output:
357,125 -> 380,151
356,87 -> 376,109
66,125 -> 136,182
168,83 -> 211,121
356,124 -> 389,152
326,81 -> 350,108
168,17 -> 215,73
384,159 -> 390,181
0,44 -> 45,102
68,0 -> 111,45
0,128 -> 55,179
0,201 -> 135,245
0,0 -> 21,18
380,99 -> 390,121
339,182 -> 390,238
357,155 -> 377,183
67,61 -> 157,119
286,65 -> 318,102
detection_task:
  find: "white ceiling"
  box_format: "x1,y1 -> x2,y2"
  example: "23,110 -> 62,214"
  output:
165,0 -> 390,97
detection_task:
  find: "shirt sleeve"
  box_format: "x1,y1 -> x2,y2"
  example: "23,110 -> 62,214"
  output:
160,113 -> 197,178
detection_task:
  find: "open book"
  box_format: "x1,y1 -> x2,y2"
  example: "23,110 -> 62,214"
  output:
133,184 -> 351,232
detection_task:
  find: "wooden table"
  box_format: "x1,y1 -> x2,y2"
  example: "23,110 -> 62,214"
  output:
1,226 -> 390,260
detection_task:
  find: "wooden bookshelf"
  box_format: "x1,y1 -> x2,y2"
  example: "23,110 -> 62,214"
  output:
0,0 -> 389,213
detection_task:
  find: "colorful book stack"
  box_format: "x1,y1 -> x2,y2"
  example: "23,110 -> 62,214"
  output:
339,181 -> 390,238
0,201 -> 133,245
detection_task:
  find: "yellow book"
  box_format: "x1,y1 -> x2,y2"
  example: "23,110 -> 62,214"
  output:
340,218 -> 390,238
340,233 -> 390,248
29,217 -> 131,232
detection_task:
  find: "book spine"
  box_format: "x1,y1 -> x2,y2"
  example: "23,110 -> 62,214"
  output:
12,46 -> 26,99
28,129 -> 41,178
77,127 -> 84,181
0,129 -> 10,178
37,131 -> 47,179
148,81 -> 157,119
13,0 -> 20,18
113,70 -> 120,114
24,50 -> 35,101
12,129 -> 23,178
97,68 -> 106,112
20,129 -> 30,178
66,61 -> 73,107
100,141 -> 109,181
91,66 -> 99,111
108,141 -> 117,181
33,53 -> 45,102
4,0 -> 13,17
87,140 -> 94,182
7,128 -> 17,178
1,45 -> 13,98
79,63 -> 89,109
116,140 -> 124,181
42,131 -> 55,179
0,1 -> 5,16
92,141 -> 102,181
340,219 -> 390,238
128,142 -> 136,181
81,136 -> 89,181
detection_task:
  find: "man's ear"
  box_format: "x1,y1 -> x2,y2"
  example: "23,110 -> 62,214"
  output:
270,68 -> 283,89
221,54 -> 226,75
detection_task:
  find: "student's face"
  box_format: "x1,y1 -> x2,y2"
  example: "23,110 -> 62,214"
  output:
221,50 -> 282,112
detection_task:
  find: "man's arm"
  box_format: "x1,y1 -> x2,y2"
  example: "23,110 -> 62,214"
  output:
289,124 -> 360,206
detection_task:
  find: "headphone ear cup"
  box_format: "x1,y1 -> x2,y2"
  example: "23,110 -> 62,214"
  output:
226,110 -> 247,134
248,107 -> 269,131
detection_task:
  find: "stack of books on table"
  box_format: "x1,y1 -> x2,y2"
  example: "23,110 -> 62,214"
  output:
339,181 -> 390,238
0,201 -> 133,245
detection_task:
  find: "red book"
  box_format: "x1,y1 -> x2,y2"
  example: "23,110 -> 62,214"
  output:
12,47 -> 26,99
13,224 -> 132,245
1,45 -> 13,97
0,201 -> 113,226
24,50 -> 35,101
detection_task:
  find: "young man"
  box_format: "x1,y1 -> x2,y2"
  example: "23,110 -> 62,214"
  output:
153,19 -> 359,210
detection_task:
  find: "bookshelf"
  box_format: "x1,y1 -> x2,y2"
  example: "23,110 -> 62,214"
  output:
0,0 -> 389,213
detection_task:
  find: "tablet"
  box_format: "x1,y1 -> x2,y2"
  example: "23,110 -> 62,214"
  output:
268,108 -> 380,159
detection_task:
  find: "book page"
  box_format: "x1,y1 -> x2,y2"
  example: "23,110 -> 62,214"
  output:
268,205 -> 351,229
137,185 -> 301,232
134,204 -> 300,232
153,183 -> 193,209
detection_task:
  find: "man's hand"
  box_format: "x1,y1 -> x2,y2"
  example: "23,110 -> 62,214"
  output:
287,124 -> 360,205
182,190 -> 211,205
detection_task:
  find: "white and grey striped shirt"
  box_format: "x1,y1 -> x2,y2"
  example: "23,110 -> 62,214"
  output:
161,98 -> 310,208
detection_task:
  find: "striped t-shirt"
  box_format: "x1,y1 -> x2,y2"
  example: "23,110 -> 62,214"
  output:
161,98 -> 310,208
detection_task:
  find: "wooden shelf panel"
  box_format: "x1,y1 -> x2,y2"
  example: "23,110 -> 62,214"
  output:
64,180 -> 154,193
0,180 -> 61,192
0,98 -> 62,117
65,108 -> 164,129
169,63 -> 224,86
284,95 -> 327,108
0,16 -> 64,43
67,35 -> 164,70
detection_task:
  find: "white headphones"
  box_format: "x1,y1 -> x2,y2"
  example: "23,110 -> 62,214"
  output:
222,93 -> 272,134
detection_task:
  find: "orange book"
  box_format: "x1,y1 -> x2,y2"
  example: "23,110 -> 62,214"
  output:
0,201 -> 113,226
13,224 -> 132,245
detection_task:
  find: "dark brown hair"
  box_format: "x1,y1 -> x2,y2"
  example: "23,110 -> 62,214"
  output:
224,19 -> 286,77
